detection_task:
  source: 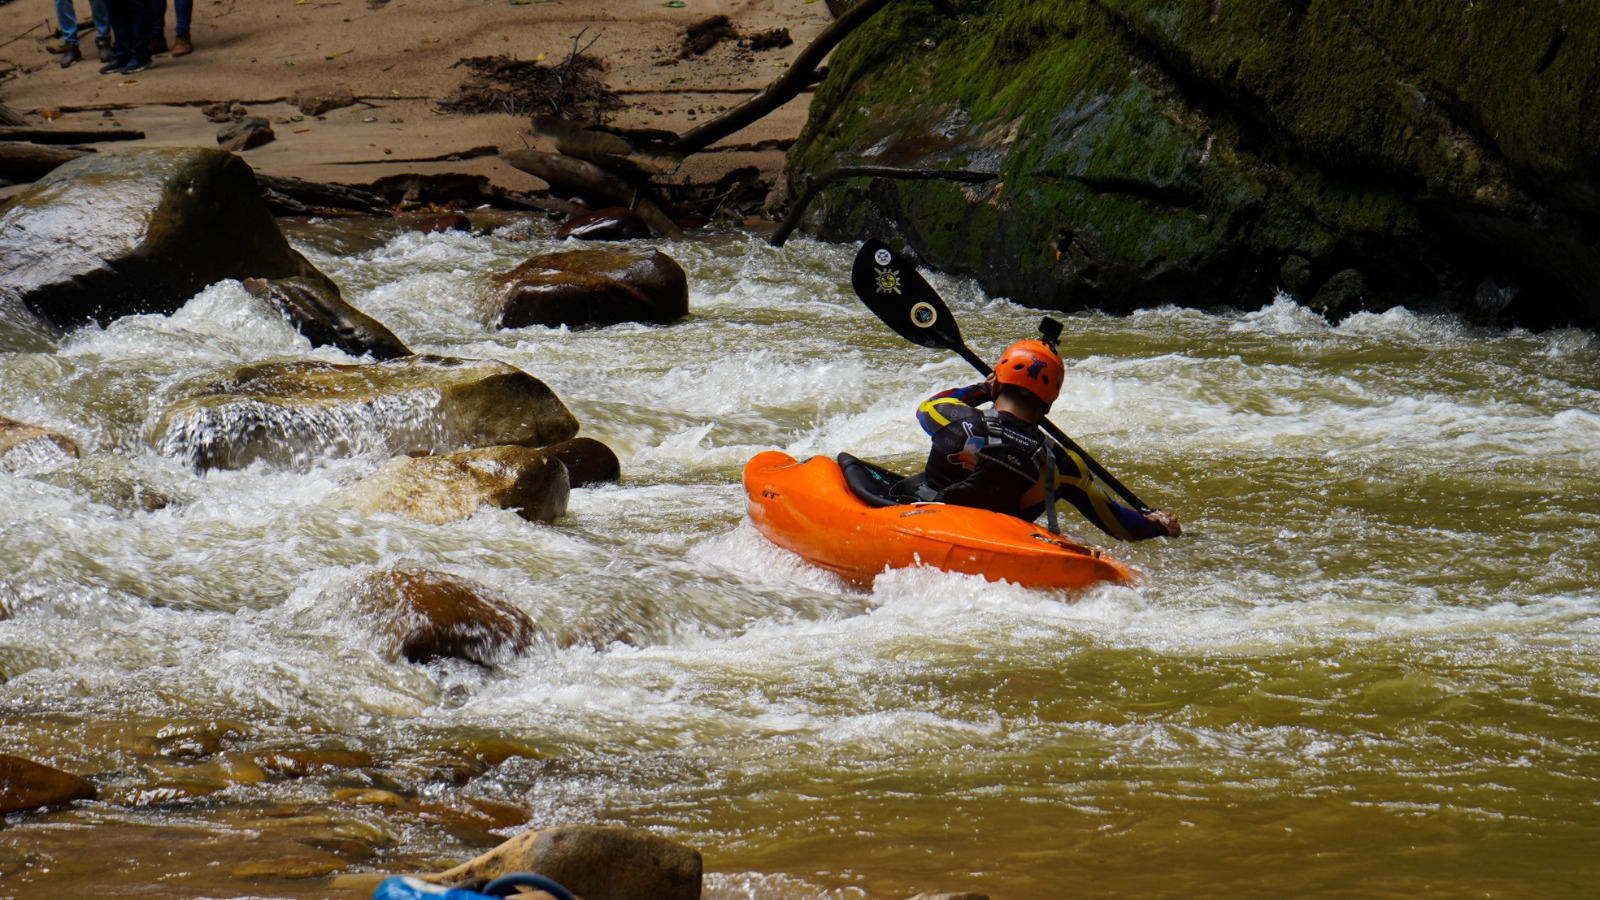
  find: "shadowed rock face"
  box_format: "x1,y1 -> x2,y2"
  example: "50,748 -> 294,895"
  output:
492,247 -> 689,329
789,0 -> 1600,329
0,147 -> 408,357
153,355 -> 579,471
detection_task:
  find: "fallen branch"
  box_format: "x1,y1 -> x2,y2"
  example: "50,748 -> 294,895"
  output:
769,164 -> 998,247
0,126 -> 145,144
502,149 -> 682,238
670,0 -> 897,155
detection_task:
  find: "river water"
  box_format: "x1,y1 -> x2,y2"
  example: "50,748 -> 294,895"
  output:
2,219 -> 1598,898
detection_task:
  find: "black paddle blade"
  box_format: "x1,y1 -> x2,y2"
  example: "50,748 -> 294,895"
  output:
850,239 -> 966,352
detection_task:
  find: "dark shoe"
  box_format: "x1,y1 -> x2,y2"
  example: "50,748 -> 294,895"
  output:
171,33 -> 192,57
99,59 -> 127,74
95,37 -> 112,61
149,35 -> 168,54
59,43 -> 82,68
120,60 -> 152,75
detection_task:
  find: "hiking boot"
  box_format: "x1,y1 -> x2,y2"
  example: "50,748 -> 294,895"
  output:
99,58 -> 126,74
121,59 -> 152,75
59,43 -> 82,68
95,37 -> 112,60
171,33 -> 192,57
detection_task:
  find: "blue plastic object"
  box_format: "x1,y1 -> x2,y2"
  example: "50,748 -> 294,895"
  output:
373,873 -> 579,900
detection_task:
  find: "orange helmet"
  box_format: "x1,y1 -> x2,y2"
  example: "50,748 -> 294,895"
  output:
994,339 -> 1064,404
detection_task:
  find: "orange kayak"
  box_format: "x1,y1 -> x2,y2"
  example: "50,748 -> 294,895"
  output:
742,450 -> 1136,590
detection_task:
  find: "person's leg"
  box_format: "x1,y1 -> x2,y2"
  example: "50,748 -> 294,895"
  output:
88,0 -> 110,42
171,0 -> 192,56
100,0 -> 131,72
147,0 -> 167,54
123,0 -> 155,70
54,0 -> 81,45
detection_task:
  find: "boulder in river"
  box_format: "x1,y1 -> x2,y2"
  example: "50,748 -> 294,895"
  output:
541,436 -> 621,487
435,824 -> 702,900
491,247 -> 689,329
345,445 -> 570,524
352,567 -> 542,665
152,355 -> 578,471
787,0 -> 1600,329
0,415 -> 78,471
555,206 -> 651,241
0,753 -> 97,814
0,146 -> 408,358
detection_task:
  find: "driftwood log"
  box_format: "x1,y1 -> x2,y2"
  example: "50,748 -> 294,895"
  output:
0,142 -> 92,183
529,115 -> 681,178
502,149 -> 683,239
0,126 -> 145,144
0,104 -> 25,128
255,173 -> 388,216
670,0 -> 898,155
769,164 -> 999,247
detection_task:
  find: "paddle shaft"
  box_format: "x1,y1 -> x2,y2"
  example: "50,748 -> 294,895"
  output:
950,342 -> 1157,515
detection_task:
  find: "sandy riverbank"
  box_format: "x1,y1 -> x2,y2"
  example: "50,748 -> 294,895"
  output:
0,0 -> 832,197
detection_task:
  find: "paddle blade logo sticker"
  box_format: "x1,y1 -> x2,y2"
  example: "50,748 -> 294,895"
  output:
910,301 -> 937,328
874,248 -> 893,266
875,267 -> 902,295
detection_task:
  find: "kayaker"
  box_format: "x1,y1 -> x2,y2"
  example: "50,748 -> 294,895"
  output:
907,339 -> 1182,541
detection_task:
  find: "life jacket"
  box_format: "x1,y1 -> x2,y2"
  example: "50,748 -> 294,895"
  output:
918,410 -> 1053,518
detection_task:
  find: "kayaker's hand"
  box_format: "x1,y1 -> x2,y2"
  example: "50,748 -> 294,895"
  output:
982,372 -> 1000,403
1149,510 -> 1182,536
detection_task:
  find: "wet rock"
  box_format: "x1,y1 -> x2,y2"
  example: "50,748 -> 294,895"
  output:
0,415 -> 78,471
555,206 -> 650,241
291,85 -> 357,116
905,893 -> 989,900
232,856 -> 343,880
253,749 -> 375,780
407,213 -> 472,234
0,754 -> 97,814
436,824 -> 702,900
1308,268 -> 1371,319
352,567 -> 541,666
0,147 -> 399,356
240,275 -> 410,360
217,116 -> 276,152
541,436 -> 620,487
35,453 -> 180,513
344,445 -> 570,524
492,247 -> 689,329
789,2 -> 1600,329
152,355 -> 578,471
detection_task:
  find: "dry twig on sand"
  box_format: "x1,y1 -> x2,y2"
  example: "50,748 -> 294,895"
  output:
436,30 -> 623,122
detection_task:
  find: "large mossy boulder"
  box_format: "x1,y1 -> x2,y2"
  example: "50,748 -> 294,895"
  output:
153,355 -> 578,470
787,0 -> 1600,328
0,147 -> 408,357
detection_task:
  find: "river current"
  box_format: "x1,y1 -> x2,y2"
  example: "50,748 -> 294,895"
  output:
2,219 -> 1598,898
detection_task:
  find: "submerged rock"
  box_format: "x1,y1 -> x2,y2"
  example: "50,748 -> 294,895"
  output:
0,415 -> 78,471
0,146 -> 406,357
152,355 -> 578,471
789,0 -> 1600,329
344,444 -> 570,524
352,567 -> 542,665
0,754 -> 97,814
435,824 -> 702,900
491,247 -> 689,329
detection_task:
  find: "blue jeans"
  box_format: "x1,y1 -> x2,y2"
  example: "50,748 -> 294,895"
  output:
54,0 -> 109,45
153,0 -> 192,35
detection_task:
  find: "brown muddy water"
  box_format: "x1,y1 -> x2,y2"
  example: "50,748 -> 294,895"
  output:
2,218 -> 1599,898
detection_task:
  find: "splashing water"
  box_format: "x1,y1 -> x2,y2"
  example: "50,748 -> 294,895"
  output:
2,218 -> 1599,898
